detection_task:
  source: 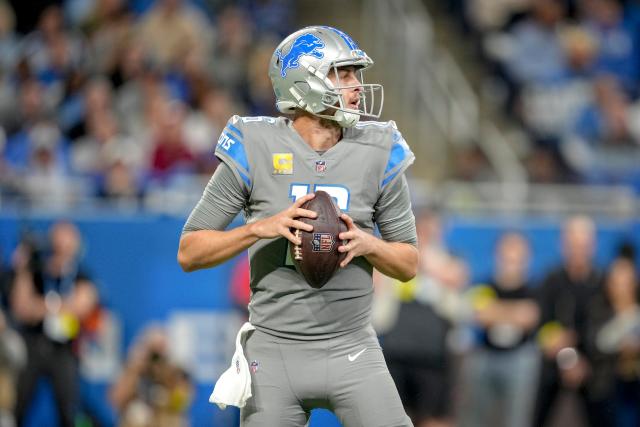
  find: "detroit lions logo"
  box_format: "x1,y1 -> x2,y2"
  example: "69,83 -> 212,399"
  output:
276,33 -> 325,77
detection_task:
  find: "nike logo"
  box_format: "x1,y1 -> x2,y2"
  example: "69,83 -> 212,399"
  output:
347,348 -> 366,362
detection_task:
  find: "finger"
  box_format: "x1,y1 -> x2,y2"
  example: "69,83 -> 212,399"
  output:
340,252 -> 354,268
339,231 -> 355,241
294,208 -> 317,219
291,220 -> 313,232
338,242 -> 351,253
340,213 -> 355,229
283,228 -> 302,246
293,192 -> 315,207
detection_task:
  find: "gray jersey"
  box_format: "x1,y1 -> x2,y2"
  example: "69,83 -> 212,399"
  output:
185,115 -> 416,340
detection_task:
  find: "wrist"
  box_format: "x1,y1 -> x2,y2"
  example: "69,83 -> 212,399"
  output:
246,220 -> 262,240
362,234 -> 381,261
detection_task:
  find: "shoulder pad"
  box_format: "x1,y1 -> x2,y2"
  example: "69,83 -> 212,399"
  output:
214,116 -> 252,188
381,127 -> 414,189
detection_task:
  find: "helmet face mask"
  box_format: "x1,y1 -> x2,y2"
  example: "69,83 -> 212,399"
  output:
269,26 -> 384,127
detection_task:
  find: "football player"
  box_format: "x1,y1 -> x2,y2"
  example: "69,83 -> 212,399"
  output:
178,26 -> 418,427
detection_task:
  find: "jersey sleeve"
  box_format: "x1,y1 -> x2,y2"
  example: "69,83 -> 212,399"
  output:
374,174 -> 417,245
182,162 -> 247,234
381,127 -> 415,190
214,116 -> 252,192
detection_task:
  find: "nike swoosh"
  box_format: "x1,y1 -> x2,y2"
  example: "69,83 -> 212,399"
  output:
347,348 -> 366,362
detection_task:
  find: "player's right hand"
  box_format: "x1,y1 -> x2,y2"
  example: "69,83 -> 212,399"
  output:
250,193 -> 317,245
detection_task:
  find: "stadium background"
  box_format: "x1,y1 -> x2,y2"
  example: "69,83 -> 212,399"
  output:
1,0 -> 639,426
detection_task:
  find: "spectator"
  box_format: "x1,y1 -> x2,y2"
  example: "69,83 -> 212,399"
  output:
466,0 -> 532,33
591,256 -> 640,426
238,0 -> 293,38
229,255 -> 250,319
208,6 -> 253,92
136,0 -> 212,70
580,0 -> 640,97
3,121 -> 77,207
80,0 -> 133,76
460,232 -> 540,427
148,100 -> 194,181
244,40 -> 279,116
3,79 -> 53,136
494,0 -> 568,87
379,211 -> 467,427
109,326 -> 193,427
182,89 -> 235,173
0,249 -> 25,427
562,75 -> 640,185
20,5 -> 88,106
534,215 -> 611,427
71,110 -> 143,179
59,76 -> 115,141
519,25 -> 598,145
0,0 -> 19,73
0,307 -> 25,427
10,221 -> 99,427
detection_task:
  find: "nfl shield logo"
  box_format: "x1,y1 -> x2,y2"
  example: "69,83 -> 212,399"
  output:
315,160 -> 326,173
250,360 -> 259,374
312,233 -> 335,252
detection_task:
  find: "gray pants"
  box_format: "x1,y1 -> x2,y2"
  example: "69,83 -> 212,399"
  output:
241,326 -> 413,427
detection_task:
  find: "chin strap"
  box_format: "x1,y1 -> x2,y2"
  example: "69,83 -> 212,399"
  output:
309,105 -> 361,128
333,109 -> 360,128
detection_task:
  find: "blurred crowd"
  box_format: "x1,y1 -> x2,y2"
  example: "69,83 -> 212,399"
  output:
447,0 -> 640,189
0,0 -> 291,209
0,220 -> 194,427
2,215 -> 639,427
374,211 -> 640,427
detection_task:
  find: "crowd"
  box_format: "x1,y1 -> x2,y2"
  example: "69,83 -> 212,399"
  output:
375,211 -> 640,427
0,220 -> 195,427
448,0 -> 640,189
0,0 -> 292,209
0,215 -> 638,427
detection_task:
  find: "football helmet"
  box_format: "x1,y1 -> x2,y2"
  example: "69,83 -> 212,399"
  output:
269,26 -> 383,127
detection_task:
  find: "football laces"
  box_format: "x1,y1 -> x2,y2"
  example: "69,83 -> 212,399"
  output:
293,229 -> 303,260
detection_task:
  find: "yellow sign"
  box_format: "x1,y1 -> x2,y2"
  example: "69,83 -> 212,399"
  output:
273,153 -> 293,175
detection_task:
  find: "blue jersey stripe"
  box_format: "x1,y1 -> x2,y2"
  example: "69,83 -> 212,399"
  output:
226,123 -> 243,139
223,133 -> 249,171
237,168 -> 251,187
384,142 -> 407,175
381,169 -> 400,188
217,132 -> 251,187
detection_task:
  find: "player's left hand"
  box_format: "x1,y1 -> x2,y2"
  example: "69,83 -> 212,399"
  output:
338,214 -> 377,268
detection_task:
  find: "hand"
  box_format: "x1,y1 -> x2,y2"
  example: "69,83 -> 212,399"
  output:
560,354 -> 589,389
250,193 -> 317,245
11,243 -> 31,272
474,302 -> 500,327
338,213 -> 376,268
541,328 -> 576,359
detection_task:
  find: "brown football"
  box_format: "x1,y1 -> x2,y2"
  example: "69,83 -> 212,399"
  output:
290,191 -> 348,288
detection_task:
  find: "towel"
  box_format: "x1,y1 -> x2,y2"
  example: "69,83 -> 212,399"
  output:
209,322 -> 256,409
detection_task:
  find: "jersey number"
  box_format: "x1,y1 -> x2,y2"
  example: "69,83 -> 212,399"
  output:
289,184 -> 350,211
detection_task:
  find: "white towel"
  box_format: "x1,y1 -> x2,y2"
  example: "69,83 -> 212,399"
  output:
209,322 -> 256,409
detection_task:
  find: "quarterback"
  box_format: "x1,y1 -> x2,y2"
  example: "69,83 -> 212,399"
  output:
178,26 -> 418,426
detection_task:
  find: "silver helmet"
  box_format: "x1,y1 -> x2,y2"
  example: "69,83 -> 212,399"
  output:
269,26 -> 384,127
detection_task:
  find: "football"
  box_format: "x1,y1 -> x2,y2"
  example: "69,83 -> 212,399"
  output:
290,191 -> 348,288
